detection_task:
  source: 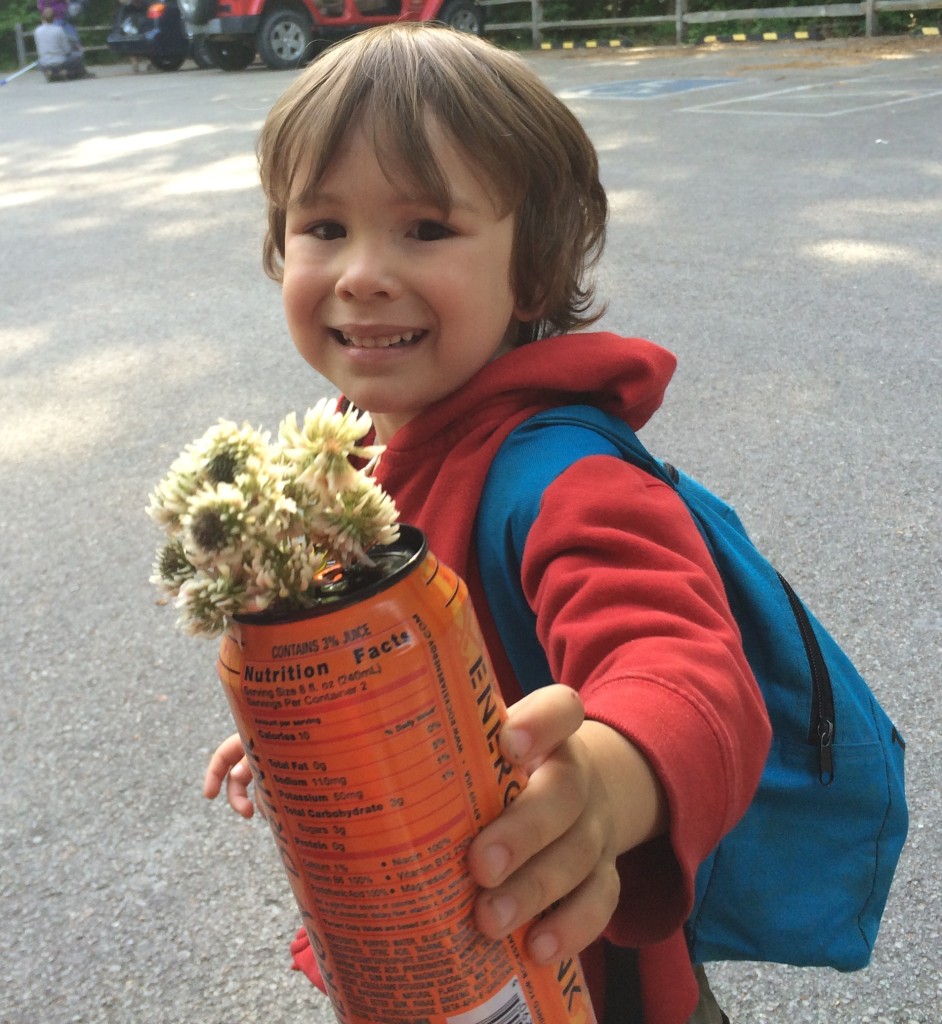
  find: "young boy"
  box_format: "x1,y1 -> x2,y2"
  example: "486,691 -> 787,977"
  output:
204,23 -> 770,1024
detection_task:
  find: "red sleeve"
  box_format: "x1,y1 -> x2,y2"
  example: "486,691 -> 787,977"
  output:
519,456 -> 771,948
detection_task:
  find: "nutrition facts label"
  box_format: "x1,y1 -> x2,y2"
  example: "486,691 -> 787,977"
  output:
217,551 -> 595,1024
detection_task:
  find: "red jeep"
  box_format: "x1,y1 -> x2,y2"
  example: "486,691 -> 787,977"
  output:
179,0 -> 485,71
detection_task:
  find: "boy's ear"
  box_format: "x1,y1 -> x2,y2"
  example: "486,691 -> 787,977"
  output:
512,282 -> 545,325
510,310 -> 541,346
513,303 -> 540,324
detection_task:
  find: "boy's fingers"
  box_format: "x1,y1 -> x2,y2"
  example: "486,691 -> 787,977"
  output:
203,761 -> 226,799
501,684 -> 584,766
204,734 -> 257,818
226,769 -> 256,819
473,799 -> 610,944
203,734 -> 246,798
524,862 -> 622,964
468,736 -> 590,890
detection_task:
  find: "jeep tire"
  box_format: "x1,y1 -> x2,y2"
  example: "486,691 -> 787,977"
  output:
438,1 -> 483,34
190,34 -> 217,69
178,0 -> 216,27
150,55 -> 187,72
257,7 -> 315,70
205,39 -> 256,70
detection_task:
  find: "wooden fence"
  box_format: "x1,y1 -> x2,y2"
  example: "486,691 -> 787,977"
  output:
480,0 -> 942,46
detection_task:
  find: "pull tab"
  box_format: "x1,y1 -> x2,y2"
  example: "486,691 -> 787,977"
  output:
817,718 -> 835,785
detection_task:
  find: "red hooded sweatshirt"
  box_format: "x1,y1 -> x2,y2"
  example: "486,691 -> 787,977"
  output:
292,332 -> 770,1024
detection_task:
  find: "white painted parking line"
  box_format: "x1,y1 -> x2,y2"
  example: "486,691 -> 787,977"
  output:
558,78 -> 739,100
680,74 -> 942,117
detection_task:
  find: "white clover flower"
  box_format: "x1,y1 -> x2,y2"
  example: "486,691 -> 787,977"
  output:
191,420 -> 272,485
147,422 -> 271,533
274,540 -> 330,601
312,475 -> 401,567
149,404 -> 399,634
235,462 -> 298,544
147,451 -> 204,534
150,539 -> 196,597
181,482 -> 252,569
245,547 -> 283,604
278,399 -> 384,499
175,565 -> 246,637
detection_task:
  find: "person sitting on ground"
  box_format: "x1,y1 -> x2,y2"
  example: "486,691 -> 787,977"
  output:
34,7 -> 94,81
37,0 -> 83,47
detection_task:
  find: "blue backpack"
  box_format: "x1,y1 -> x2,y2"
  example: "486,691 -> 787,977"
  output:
476,404 -> 908,971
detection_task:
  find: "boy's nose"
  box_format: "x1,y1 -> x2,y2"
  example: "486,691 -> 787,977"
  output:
334,245 -> 400,301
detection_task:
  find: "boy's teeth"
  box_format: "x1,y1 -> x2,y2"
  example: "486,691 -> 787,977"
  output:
340,331 -> 419,349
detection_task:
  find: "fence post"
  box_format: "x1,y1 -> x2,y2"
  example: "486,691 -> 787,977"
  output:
865,0 -> 876,36
15,22 -> 28,67
675,0 -> 687,44
530,0 -> 542,48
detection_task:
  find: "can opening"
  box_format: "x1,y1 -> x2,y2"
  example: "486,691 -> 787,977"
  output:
235,524 -> 427,623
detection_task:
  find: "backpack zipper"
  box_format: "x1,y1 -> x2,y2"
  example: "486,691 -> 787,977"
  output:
776,572 -> 836,785
664,458 -> 838,783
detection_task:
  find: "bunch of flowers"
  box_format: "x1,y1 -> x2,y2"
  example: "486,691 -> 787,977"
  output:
148,399 -> 399,637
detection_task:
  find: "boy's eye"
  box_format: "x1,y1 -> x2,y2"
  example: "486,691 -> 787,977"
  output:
411,220 -> 453,242
309,221 -> 345,240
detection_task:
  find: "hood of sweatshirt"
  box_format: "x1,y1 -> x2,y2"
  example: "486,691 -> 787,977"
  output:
372,331 -> 676,577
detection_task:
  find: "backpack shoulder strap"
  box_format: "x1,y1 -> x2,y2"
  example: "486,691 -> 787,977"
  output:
477,404 -> 670,692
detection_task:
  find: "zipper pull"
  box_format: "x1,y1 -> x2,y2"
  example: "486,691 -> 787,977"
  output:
817,718 -> 835,785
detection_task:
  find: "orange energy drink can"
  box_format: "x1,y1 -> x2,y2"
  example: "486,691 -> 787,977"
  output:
217,526 -> 597,1024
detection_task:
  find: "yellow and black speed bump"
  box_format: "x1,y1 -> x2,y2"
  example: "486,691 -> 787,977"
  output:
700,29 -> 824,43
539,37 -> 632,51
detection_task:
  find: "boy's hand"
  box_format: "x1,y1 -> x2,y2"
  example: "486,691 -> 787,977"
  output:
203,732 -> 256,818
466,685 -> 666,964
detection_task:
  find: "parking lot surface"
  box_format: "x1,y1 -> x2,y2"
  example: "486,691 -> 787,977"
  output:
1,35 -> 940,1024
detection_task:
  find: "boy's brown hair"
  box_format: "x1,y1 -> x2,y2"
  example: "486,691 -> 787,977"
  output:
258,23 -> 608,343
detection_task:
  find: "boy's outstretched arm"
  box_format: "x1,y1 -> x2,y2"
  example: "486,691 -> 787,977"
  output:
466,684 -> 667,965
204,732 -> 256,819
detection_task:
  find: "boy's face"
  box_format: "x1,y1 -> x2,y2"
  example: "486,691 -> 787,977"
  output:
281,117 -> 522,442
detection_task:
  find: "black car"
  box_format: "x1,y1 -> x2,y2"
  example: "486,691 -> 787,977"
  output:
108,0 -> 215,71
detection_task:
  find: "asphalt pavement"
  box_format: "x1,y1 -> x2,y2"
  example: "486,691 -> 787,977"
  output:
1,35 -> 940,1024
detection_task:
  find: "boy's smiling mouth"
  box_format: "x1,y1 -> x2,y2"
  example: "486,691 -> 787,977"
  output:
333,329 -> 426,350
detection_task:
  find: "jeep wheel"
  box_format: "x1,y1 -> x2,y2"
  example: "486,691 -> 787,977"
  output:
190,34 -> 217,69
205,39 -> 256,71
150,55 -> 186,72
438,1 -> 483,35
257,8 -> 315,70
179,0 -> 216,27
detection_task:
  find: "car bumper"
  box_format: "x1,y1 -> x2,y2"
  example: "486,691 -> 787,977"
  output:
201,16 -> 260,36
107,31 -> 188,58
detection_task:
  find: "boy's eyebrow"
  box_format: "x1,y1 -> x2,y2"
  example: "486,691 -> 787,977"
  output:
288,188 -> 485,216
